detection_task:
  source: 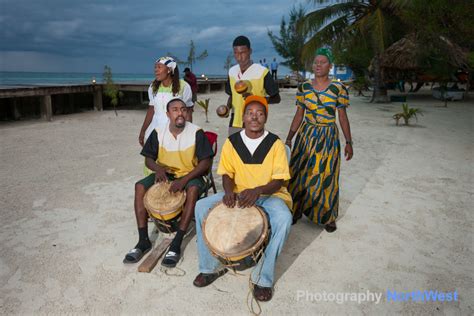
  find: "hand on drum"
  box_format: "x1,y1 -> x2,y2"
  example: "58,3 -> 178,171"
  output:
237,188 -> 261,208
169,178 -> 186,193
223,192 -> 237,208
154,167 -> 168,183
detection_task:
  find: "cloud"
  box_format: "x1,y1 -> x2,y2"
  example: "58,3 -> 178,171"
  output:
0,0 -> 307,74
195,26 -> 227,41
44,20 -> 83,39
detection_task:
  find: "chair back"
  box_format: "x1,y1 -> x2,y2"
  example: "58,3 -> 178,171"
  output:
204,131 -> 218,157
202,130 -> 219,196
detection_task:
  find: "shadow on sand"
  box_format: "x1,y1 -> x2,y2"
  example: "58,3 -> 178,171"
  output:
273,217 -> 324,285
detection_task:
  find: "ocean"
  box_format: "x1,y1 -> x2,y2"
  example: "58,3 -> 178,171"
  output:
0,71 -> 227,86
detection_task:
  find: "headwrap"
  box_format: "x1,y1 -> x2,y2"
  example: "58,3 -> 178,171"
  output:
315,47 -> 334,64
155,56 -> 177,74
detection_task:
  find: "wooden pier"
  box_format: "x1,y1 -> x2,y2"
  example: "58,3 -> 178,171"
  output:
0,78 -> 292,121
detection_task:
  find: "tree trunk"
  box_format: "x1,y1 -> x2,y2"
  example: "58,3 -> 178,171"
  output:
412,82 -> 424,92
464,80 -> 470,100
370,55 -> 389,103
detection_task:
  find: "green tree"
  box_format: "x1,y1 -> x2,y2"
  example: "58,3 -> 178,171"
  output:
268,5 -> 308,76
196,98 -> 210,123
403,0 -> 474,51
169,40 -> 208,71
300,0 -> 409,103
393,103 -> 422,126
332,32 -> 373,80
402,0 -> 473,90
103,65 -> 123,116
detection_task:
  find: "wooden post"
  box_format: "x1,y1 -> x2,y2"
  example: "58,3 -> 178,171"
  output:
40,95 -> 53,121
93,87 -> 103,111
11,98 -> 21,120
205,83 -> 211,94
67,93 -> 75,114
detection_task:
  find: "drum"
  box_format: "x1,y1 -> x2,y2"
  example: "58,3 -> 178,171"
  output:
203,202 -> 269,270
143,182 -> 186,233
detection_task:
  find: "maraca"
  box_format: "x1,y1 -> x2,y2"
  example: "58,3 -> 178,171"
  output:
235,80 -> 249,94
216,105 -> 230,118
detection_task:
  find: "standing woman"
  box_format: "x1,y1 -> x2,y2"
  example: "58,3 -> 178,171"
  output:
285,48 -> 353,232
139,56 -> 194,147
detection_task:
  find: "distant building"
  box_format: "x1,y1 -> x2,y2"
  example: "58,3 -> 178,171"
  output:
330,65 -> 354,82
303,65 -> 354,82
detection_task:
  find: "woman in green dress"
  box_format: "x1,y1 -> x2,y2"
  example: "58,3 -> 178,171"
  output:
285,48 -> 353,232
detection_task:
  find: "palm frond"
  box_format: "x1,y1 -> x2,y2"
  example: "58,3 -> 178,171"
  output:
394,103 -> 422,125
196,98 -> 210,123
299,2 -> 365,35
302,15 -> 349,60
381,0 -> 412,12
197,50 -> 208,60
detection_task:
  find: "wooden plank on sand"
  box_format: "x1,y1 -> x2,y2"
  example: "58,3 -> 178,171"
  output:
138,238 -> 172,273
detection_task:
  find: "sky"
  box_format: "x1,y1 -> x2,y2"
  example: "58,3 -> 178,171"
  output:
0,0 -> 308,75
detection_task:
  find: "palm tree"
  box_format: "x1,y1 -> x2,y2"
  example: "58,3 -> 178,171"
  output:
223,52 -> 233,72
300,0 -> 409,103
268,5 -> 308,76
168,40 -> 208,72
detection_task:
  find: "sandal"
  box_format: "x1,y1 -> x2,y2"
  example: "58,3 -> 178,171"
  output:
193,269 -> 228,287
253,284 -> 273,302
123,246 -> 151,264
161,250 -> 181,268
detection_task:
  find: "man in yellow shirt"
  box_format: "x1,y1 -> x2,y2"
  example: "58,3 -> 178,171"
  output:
193,95 -> 292,302
226,35 -> 281,135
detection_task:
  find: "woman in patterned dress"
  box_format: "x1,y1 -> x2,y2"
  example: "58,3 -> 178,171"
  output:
285,48 -> 353,232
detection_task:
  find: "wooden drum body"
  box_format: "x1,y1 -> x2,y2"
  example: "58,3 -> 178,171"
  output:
203,202 -> 269,270
143,182 -> 186,233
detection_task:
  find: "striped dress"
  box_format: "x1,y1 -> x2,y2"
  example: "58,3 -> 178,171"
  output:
288,80 -> 349,225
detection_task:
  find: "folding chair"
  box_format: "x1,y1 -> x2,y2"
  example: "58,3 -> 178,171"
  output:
203,131 -> 218,197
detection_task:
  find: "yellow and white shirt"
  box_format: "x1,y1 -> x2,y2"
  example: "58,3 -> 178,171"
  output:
141,122 -> 213,178
225,63 -> 279,128
217,131 -> 292,208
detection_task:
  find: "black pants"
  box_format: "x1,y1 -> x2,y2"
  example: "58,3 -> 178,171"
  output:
271,70 -> 277,80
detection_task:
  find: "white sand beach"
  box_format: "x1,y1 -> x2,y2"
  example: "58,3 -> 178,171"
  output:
0,89 -> 473,315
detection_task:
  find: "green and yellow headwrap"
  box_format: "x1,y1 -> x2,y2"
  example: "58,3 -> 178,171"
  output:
315,47 -> 334,64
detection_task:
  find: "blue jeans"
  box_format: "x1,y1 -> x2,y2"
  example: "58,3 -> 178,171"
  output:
195,192 -> 292,287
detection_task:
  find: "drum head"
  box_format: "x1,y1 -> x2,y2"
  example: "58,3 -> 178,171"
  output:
203,202 -> 268,259
144,182 -> 186,216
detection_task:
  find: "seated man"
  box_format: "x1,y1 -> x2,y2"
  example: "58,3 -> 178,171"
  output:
124,98 -> 213,267
193,95 -> 292,302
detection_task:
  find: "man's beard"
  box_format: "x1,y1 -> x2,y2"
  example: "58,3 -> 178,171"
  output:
174,117 -> 185,129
